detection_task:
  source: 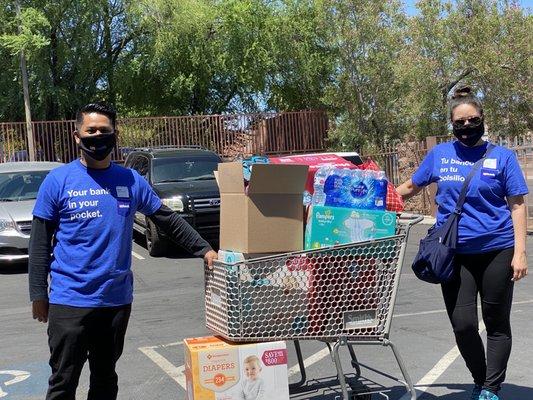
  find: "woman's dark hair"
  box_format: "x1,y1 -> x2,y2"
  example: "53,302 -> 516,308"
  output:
448,86 -> 483,120
76,102 -> 117,129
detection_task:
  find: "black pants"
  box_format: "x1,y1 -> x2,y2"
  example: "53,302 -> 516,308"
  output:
441,247 -> 514,393
46,304 -> 131,400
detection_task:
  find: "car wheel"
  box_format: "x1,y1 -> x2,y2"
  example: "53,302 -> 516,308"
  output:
145,218 -> 168,257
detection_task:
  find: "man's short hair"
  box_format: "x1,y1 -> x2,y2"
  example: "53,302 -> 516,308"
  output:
76,102 -> 117,130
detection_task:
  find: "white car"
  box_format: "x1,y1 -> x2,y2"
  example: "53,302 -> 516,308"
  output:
0,162 -> 63,263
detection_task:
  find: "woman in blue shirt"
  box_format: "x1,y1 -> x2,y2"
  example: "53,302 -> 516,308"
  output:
397,87 -> 528,400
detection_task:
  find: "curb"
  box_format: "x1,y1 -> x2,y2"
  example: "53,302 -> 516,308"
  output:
400,213 -> 435,226
420,216 -> 436,225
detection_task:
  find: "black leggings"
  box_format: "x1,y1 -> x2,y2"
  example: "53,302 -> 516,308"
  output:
441,247 -> 514,393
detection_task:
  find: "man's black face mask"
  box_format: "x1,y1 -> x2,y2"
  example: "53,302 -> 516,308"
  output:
78,132 -> 116,161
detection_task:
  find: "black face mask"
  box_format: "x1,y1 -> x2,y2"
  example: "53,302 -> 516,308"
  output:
452,118 -> 485,147
78,133 -> 116,161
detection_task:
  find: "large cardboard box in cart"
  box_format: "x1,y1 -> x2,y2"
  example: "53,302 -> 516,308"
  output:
184,336 -> 290,400
217,162 -> 308,253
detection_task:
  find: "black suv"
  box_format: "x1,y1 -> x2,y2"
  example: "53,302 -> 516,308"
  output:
124,146 -> 221,256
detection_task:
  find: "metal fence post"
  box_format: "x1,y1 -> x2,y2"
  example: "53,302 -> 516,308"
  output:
425,136 -> 438,217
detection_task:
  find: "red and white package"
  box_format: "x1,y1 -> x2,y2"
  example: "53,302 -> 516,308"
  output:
269,154 -> 358,196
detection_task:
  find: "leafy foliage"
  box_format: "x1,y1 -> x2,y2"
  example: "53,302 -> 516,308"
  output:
0,0 -> 530,148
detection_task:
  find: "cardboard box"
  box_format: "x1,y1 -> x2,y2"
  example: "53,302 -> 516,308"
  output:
305,206 -> 396,249
217,162 -> 308,253
184,336 -> 290,400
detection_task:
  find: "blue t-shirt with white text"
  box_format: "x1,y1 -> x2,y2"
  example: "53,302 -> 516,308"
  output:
33,160 -> 162,307
412,141 -> 528,254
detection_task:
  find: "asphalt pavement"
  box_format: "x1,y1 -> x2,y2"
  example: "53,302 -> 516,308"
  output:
1,226 -> 532,400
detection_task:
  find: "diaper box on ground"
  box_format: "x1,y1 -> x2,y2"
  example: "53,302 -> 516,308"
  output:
184,336 -> 290,400
305,206 -> 397,249
217,162 -> 308,253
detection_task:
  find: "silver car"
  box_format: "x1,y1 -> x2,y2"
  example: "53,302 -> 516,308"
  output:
0,162 -> 62,263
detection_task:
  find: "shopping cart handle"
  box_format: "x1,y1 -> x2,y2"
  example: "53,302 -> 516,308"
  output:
398,213 -> 424,226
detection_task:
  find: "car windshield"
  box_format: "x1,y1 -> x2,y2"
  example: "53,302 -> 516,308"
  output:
0,170 -> 51,201
152,157 -> 220,183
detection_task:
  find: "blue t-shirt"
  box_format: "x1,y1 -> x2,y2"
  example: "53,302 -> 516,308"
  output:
412,141 -> 528,254
33,160 -> 162,307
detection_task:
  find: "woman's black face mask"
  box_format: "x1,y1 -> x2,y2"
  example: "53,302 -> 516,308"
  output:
78,132 -> 116,161
452,116 -> 484,147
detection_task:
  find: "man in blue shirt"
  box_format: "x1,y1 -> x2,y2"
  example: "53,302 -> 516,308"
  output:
29,102 -> 217,400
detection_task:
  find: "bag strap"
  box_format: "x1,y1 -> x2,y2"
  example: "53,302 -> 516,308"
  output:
454,143 -> 495,214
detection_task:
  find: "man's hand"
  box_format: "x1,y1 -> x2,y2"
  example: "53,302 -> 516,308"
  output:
204,250 -> 218,270
32,300 -> 49,323
511,250 -> 528,281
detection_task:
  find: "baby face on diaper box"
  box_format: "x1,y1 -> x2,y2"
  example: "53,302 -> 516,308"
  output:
305,206 -> 396,249
184,336 -> 290,400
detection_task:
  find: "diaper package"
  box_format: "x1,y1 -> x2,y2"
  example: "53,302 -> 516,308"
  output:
312,167 -> 388,210
305,205 -> 396,249
184,336 -> 290,400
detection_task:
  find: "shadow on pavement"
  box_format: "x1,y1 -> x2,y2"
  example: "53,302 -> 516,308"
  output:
415,383 -> 532,399
289,380 -> 532,399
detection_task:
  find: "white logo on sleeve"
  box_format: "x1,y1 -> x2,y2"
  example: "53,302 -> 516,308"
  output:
483,158 -> 497,169
116,186 -> 129,198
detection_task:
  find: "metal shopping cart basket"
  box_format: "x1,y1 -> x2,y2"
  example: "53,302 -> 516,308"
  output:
205,214 -> 423,400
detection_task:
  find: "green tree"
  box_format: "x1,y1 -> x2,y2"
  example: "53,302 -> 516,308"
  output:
0,1 -> 49,121
0,0 -> 530,146
396,0 -> 532,140
322,0 -> 409,151
1,0 -> 138,121
265,0 -> 335,111
118,0 -> 277,115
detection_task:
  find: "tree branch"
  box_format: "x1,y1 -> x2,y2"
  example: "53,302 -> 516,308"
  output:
440,67 -> 474,100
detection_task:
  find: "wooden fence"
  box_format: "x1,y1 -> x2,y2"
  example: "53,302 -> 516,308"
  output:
0,110 -> 329,163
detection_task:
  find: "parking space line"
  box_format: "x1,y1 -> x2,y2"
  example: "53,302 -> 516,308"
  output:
394,298 -> 533,319
394,309 -> 447,318
139,300 -> 533,394
132,251 -> 145,260
139,341 -> 331,390
398,320 -> 486,400
287,346 -> 331,377
138,345 -> 185,388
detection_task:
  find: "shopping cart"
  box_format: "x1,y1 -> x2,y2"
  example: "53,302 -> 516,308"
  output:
205,214 -> 423,400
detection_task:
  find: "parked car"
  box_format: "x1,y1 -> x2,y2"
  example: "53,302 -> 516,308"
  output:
0,162 -> 63,263
124,146 -> 221,256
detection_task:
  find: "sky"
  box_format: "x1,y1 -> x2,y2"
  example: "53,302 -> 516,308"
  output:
403,0 -> 533,16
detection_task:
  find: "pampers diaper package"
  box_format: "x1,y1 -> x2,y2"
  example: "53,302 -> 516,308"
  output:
184,336 -> 290,400
305,206 -> 396,249
312,167 -> 388,210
